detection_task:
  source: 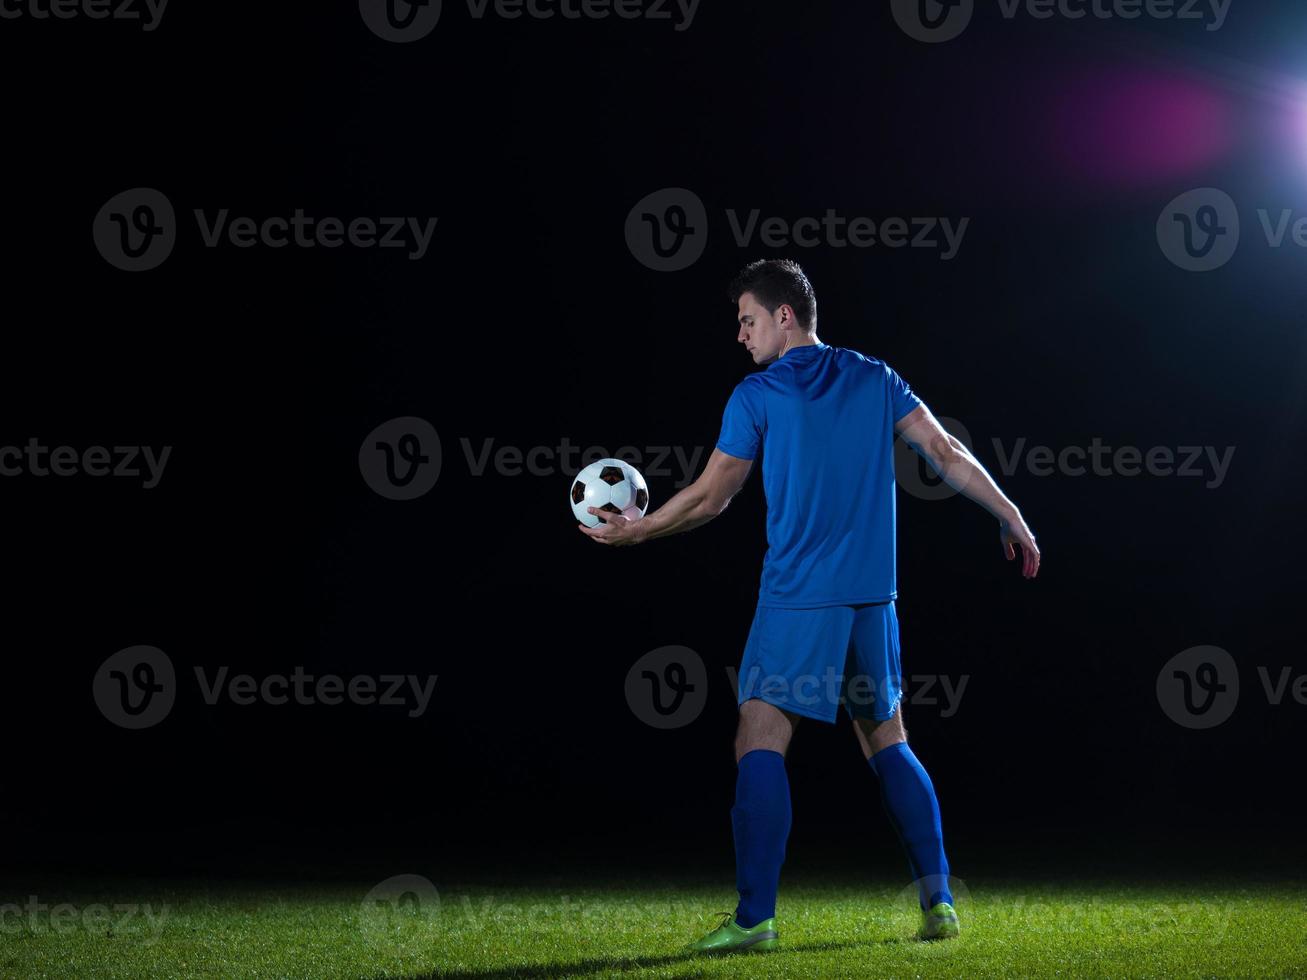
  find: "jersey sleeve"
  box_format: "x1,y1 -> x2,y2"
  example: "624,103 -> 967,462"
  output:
885,363 -> 923,423
716,378 -> 765,461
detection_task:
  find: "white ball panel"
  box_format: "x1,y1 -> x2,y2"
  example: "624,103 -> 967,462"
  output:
608,479 -> 633,509
585,480 -> 613,510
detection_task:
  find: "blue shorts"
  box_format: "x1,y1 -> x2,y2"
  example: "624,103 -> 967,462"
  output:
736,601 -> 903,723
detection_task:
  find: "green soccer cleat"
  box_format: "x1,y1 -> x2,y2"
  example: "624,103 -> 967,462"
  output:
918,901 -> 960,940
684,911 -> 779,955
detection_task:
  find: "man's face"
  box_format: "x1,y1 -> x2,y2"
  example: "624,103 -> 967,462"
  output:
736,292 -> 792,366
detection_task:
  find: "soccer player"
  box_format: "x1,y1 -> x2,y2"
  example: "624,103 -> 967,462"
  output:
579,259 -> 1040,953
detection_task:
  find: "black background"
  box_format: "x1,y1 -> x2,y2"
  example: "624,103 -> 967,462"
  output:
3,1 -> 1305,882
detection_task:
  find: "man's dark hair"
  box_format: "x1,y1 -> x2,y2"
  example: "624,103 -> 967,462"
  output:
727,259 -> 817,331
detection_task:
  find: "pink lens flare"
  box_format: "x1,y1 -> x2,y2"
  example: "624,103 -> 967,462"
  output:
1044,69 -> 1234,188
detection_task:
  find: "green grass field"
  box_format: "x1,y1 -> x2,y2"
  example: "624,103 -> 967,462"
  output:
3,872 -> 1304,978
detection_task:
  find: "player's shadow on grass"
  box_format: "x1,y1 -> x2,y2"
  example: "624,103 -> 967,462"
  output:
394,936 -> 906,980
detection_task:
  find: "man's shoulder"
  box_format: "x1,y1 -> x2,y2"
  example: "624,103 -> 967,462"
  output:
730,370 -> 774,395
828,344 -> 889,369
819,345 -> 901,386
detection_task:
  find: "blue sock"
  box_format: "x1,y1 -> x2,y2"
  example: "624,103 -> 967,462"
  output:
732,749 -> 792,928
868,742 -> 953,911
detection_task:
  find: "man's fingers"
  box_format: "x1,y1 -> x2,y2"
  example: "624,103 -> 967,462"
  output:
578,523 -> 611,542
1023,539 -> 1040,578
1000,521 -> 1040,578
1003,529 -> 1041,578
588,506 -> 625,525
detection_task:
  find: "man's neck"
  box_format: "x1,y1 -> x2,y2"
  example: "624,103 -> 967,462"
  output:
780,332 -> 821,358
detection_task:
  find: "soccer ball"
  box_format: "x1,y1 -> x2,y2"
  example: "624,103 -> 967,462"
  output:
570,458 -> 650,528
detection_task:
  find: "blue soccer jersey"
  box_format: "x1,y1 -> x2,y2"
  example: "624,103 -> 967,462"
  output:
715,342 -> 922,608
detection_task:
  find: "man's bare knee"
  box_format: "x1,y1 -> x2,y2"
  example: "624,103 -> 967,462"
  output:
852,705 -> 907,759
735,699 -> 801,762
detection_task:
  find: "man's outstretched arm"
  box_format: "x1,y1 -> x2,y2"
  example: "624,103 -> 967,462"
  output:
578,449 -> 753,547
895,404 -> 1041,578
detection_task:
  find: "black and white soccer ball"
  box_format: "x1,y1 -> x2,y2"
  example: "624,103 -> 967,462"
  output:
570,458 -> 650,528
